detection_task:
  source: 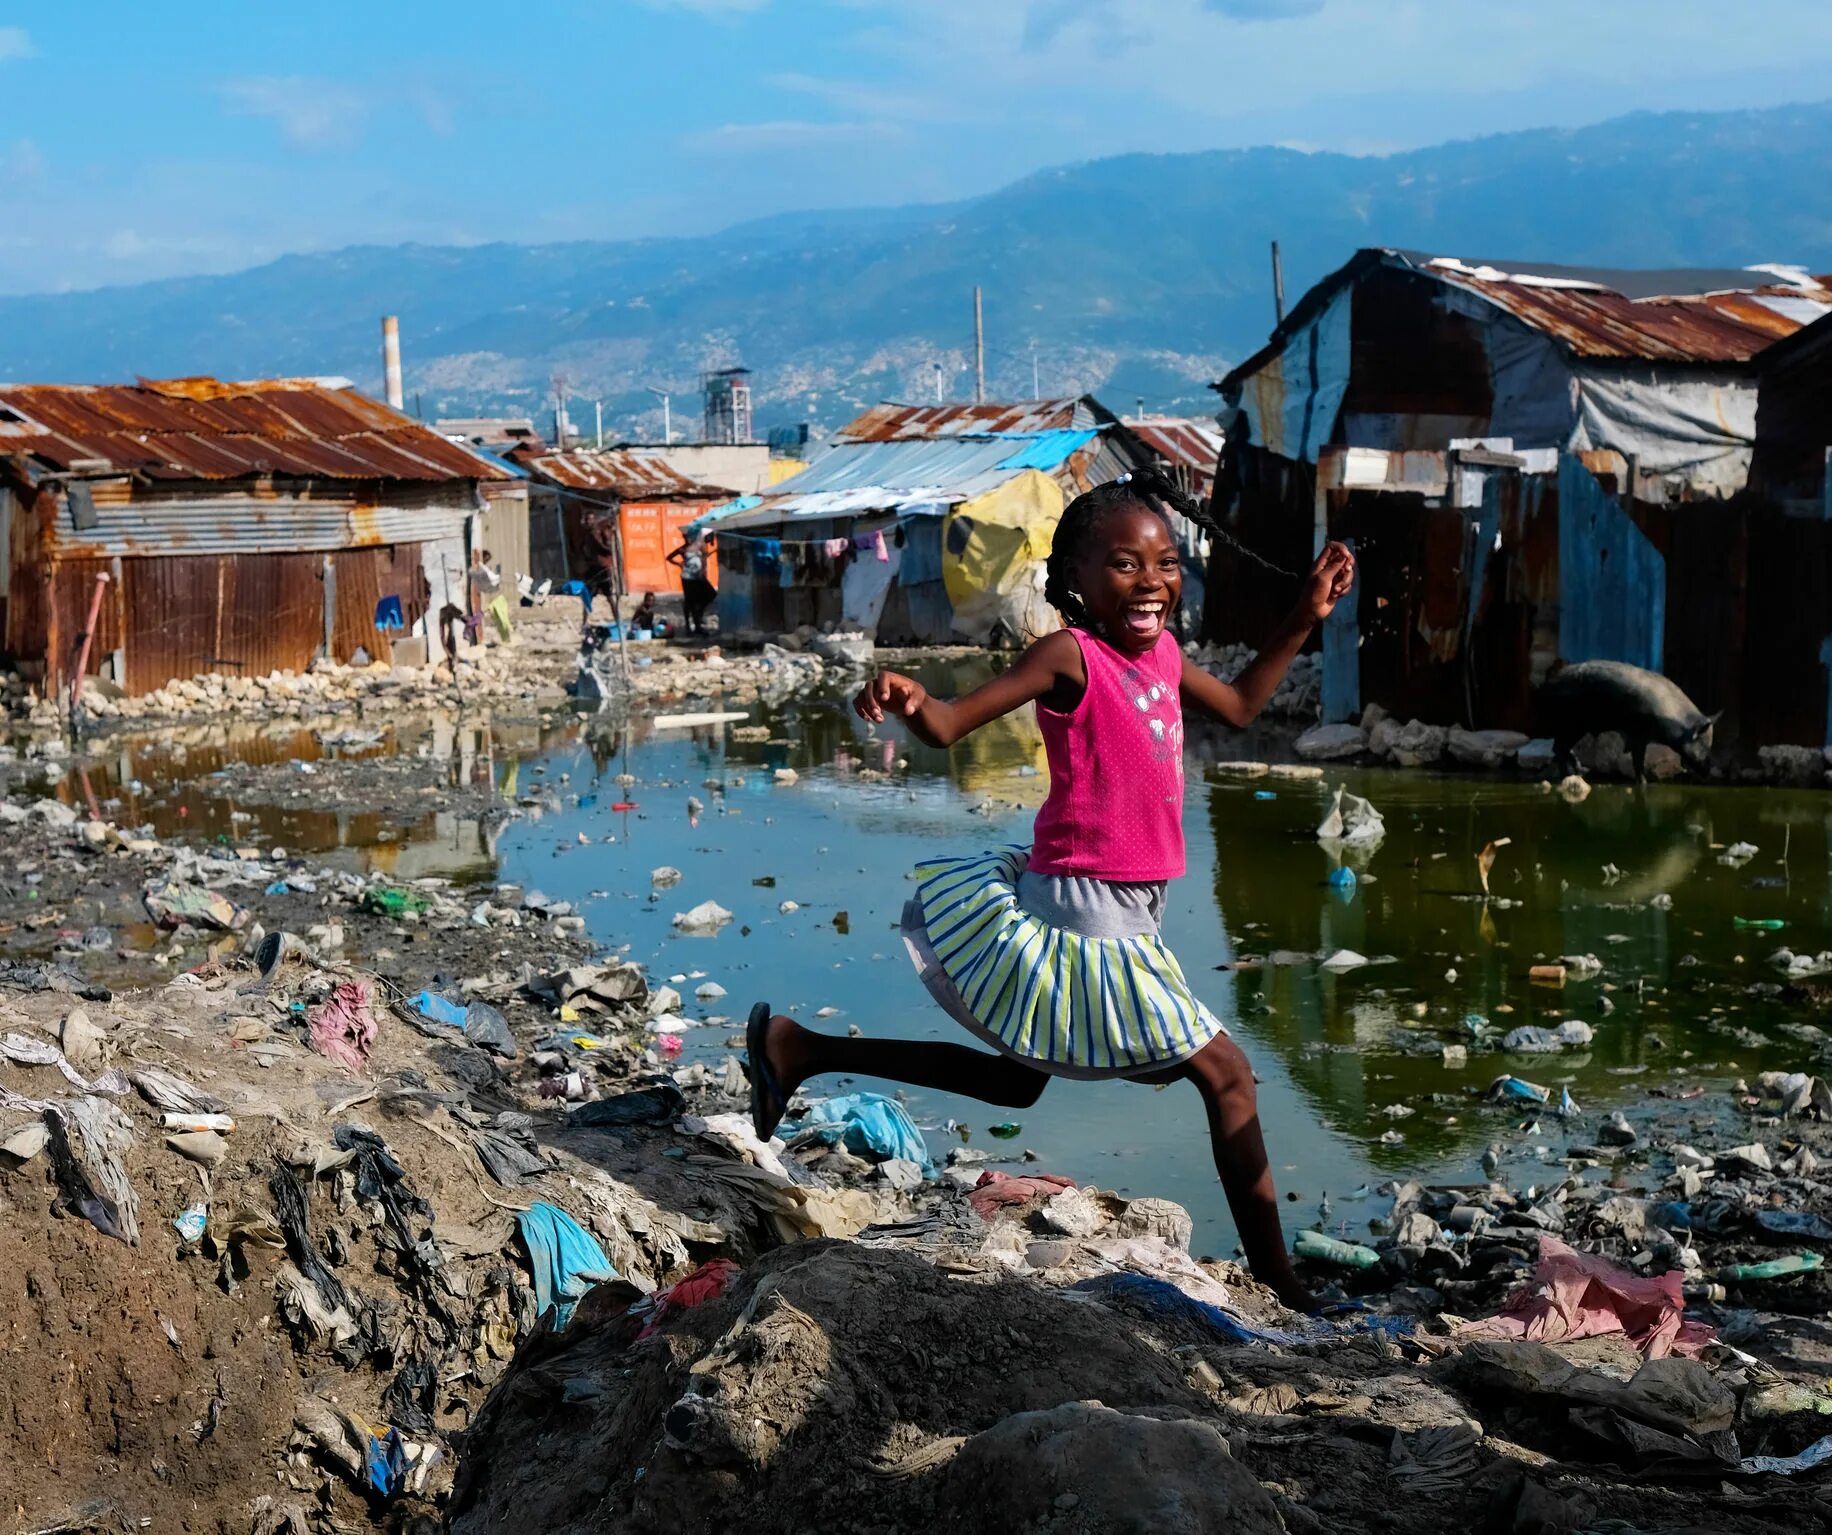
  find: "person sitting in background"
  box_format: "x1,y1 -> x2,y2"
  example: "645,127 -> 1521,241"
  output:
631,592 -> 657,633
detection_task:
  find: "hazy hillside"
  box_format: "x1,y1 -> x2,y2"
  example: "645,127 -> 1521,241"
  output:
4,100 -> 1832,438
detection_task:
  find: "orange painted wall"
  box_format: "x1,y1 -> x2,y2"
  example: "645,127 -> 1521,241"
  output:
620,500 -> 721,596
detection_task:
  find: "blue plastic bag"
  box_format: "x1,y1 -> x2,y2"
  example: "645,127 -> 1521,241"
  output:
412,991 -> 467,1029
792,1092 -> 934,1176
516,1202 -> 617,1328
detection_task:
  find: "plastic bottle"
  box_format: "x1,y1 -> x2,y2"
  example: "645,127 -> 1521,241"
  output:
1294,1230 -> 1381,1269
1716,1252 -> 1824,1283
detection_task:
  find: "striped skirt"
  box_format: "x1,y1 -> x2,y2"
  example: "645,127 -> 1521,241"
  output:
899,845 -> 1225,1079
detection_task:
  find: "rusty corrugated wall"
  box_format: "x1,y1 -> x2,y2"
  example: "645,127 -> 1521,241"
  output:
37,545 -> 432,695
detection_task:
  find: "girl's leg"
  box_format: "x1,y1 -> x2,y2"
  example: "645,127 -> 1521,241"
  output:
1177,1035 -> 1317,1313
753,1010 -> 1048,1137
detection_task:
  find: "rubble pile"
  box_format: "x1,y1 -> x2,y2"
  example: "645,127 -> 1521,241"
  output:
1188,640 -> 1322,719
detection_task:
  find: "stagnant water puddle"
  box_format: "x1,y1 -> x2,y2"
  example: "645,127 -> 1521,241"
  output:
41,655 -> 1832,1253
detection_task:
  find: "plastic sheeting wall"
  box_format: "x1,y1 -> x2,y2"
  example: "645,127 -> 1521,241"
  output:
1573,365 -> 1759,498
941,470 -> 1066,645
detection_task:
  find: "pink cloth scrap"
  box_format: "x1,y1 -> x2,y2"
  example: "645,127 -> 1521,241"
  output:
1456,1234 -> 1714,1359
872,529 -> 889,562
967,1169 -> 1077,1222
308,981 -> 379,1074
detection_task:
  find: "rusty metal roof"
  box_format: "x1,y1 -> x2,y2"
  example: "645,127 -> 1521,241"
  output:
1221,250 -> 1832,393
833,397 -> 1116,442
1420,256 -> 1832,364
1129,416 -> 1224,475
516,445 -> 734,499
0,377 -> 510,482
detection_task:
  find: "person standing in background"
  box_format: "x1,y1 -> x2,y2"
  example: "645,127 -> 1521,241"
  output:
668,528 -> 717,637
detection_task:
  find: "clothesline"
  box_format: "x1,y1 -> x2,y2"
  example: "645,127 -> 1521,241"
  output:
708,526 -> 894,560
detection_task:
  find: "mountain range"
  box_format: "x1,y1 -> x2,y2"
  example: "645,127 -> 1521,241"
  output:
5,99 -> 1832,439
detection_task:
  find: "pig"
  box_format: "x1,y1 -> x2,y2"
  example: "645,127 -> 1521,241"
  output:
1537,660 -> 1718,783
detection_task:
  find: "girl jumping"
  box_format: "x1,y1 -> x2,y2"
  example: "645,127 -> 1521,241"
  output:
746,470 -> 1354,1310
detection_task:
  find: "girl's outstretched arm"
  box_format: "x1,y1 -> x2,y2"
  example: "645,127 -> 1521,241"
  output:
1181,541 -> 1355,726
853,629 -> 1085,748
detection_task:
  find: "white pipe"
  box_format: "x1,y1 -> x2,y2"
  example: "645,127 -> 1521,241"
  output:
381,316 -> 404,410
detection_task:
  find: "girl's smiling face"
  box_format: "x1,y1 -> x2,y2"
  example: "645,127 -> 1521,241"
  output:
1074,505 -> 1182,653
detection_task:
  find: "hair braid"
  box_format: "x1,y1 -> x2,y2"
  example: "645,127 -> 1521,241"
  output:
1042,465 -> 1302,632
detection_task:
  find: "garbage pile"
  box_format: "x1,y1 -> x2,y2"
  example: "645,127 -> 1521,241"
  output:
450,1146 -> 1832,1535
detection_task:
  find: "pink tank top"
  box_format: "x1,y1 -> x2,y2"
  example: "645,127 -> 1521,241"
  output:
1030,628 -> 1185,881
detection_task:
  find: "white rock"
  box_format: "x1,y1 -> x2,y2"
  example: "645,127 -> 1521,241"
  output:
673,900 -> 734,934
1391,720 -> 1448,767
1294,724 -> 1367,761
1366,716 -> 1401,759
778,900 -> 800,914
650,866 -> 683,888
1446,728 -> 1531,768
695,982 -> 728,1001
1760,744 -> 1823,785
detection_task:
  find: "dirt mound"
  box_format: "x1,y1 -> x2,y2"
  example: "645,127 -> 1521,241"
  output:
451,1241 -> 1832,1535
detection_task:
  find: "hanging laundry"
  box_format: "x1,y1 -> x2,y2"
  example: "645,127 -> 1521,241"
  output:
374,595 -> 405,631
873,528 -> 889,562
487,595 -> 512,642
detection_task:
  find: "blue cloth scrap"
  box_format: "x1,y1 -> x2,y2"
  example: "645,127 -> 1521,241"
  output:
366,1427 -> 407,1497
516,1202 -> 618,1328
374,595 -> 405,631
790,1092 -> 934,1176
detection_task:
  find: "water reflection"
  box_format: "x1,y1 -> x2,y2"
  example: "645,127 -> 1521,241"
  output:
41,673 -> 1832,1252
1206,768 -> 1824,1176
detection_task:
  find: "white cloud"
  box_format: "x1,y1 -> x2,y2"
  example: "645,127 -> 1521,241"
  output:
220,75 -> 370,151
682,119 -> 901,153
0,27 -> 35,62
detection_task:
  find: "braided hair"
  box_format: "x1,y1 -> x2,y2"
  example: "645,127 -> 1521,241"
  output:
1043,469 -> 1230,631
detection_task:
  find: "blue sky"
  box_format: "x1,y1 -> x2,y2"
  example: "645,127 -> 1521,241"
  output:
3,1 -> 1832,293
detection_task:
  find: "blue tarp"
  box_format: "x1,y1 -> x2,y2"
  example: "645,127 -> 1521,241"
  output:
516,1202 -> 617,1328
994,429 -> 1097,471
688,494 -> 762,534
791,1092 -> 934,1176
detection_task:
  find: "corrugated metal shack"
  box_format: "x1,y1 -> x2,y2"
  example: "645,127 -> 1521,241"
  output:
699,396 -> 1149,644
1202,250 -> 1832,751
0,376 -> 508,695
1264,441 -> 1832,751
1217,248 -> 1832,504
1749,307 -> 1832,515
514,446 -> 734,596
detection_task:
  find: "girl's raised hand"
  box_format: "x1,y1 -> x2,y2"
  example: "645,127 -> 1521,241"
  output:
854,669 -> 928,723
1299,541 -> 1355,622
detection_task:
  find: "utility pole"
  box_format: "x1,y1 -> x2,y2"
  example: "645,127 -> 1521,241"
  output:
551,373 -> 569,447
595,400 -> 603,448
973,286 -> 986,404
1136,396 -> 1145,423
1271,240 -> 1286,325
646,386 -> 671,445
932,362 -> 943,404
1030,342 -> 1039,398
